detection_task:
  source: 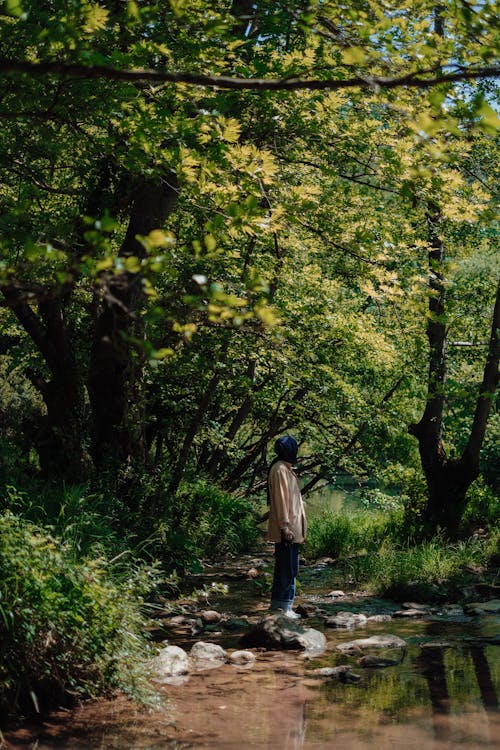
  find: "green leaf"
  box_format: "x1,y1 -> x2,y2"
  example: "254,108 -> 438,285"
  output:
126,0 -> 140,20
476,100 -> 500,132
5,0 -> 23,17
341,47 -> 366,65
151,347 -> 174,360
204,234 -> 217,252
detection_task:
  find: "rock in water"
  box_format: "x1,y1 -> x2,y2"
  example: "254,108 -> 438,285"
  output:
190,641 -> 227,670
295,603 -> 317,618
229,650 -> 256,666
366,614 -> 392,623
240,614 -> 326,655
336,634 -> 407,654
313,665 -> 361,682
358,655 -> 401,668
325,612 -> 367,629
393,608 -> 429,618
200,609 -> 222,624
464,599 -> 500,615
152,645 -> 190,682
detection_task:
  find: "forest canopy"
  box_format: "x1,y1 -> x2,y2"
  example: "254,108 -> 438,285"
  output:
0,0 -> 498,536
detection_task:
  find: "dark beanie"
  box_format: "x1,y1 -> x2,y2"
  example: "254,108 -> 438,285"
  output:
274,435 -> 298,464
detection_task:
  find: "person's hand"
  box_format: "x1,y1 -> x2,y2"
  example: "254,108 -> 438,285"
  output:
281,527 -> 294,542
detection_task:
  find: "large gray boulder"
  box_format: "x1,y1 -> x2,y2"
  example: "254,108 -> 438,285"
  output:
190,641 -> 227,670
152,645 -> 190,683
240,614 -> 326,655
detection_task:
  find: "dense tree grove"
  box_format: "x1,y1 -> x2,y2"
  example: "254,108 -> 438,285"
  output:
0,0 -> 499,531
0,0 -> 499,719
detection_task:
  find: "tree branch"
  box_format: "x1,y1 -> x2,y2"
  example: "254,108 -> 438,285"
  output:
2,58 -> 500,92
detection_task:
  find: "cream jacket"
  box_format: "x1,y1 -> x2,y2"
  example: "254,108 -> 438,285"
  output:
267,460 -> 307,543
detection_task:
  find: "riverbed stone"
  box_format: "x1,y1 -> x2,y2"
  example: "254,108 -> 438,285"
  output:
313,665 -> 361,682
168,615 -> 188,626
438,604 -> 464,616
393,608 -> 429,618
326,590 -> 345,598
229,650 -> 256,666
295,603 -> 318,618
190,641 -> 227,669
402,602 -> 431,611
325,612 -> 368,629
366,614 -> 392,623
240,614 -> 327,655
336,634 -> 407,654
200,609 -> 222,624
223,616 -> 250,631
152,645 -> 190,682
464,599 -> 500,615
419,641 -> 453,650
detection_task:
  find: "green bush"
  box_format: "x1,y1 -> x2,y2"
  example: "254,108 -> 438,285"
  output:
1,483 -> 136,558
0,512 -> 158,716
157,479 -> 259,569
461,478 -> 500,531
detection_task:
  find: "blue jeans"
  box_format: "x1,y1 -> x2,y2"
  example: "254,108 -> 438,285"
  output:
270,542 -> 300,611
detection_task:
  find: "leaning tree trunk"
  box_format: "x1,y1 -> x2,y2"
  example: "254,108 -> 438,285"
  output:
88,175 -> 177,471
409,205 -> 500,538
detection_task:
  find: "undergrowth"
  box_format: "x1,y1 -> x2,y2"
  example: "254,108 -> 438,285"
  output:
305,509 -> 500,601
0,512 -> 160,717
304,508 -> 405,560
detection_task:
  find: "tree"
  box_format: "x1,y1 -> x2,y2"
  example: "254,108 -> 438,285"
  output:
0,1 -> 498,528
409,209 -> 499,537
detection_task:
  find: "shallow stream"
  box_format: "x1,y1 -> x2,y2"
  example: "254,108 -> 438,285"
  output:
4,552 -> 499,750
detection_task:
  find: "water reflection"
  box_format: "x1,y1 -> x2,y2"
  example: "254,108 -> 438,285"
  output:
266,685 -> 306,750
415,645 -> 452,741
469,647 -> 499,710
3,624 -> 499,750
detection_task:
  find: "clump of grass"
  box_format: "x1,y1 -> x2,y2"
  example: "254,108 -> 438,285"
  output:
0,511 -> 159,717
304,509 -> 404,560
342,534 -> 498,601
304,507 -> 499,602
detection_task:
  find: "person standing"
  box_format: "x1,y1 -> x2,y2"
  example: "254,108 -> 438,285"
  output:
267,436 -> 307,618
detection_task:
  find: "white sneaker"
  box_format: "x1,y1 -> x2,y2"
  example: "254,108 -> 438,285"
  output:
284,610 -> 301,620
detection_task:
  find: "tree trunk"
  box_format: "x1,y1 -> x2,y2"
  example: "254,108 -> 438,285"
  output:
409,204 -> 500,538
88,176 -> 177,470
1,289 -> 91,480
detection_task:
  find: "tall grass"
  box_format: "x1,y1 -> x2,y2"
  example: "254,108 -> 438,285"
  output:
2,482 -> 133,557
344,535 -> 498,599
305,509 -> 499,601
304,508 -> 404,559
156,479 -> 260,569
